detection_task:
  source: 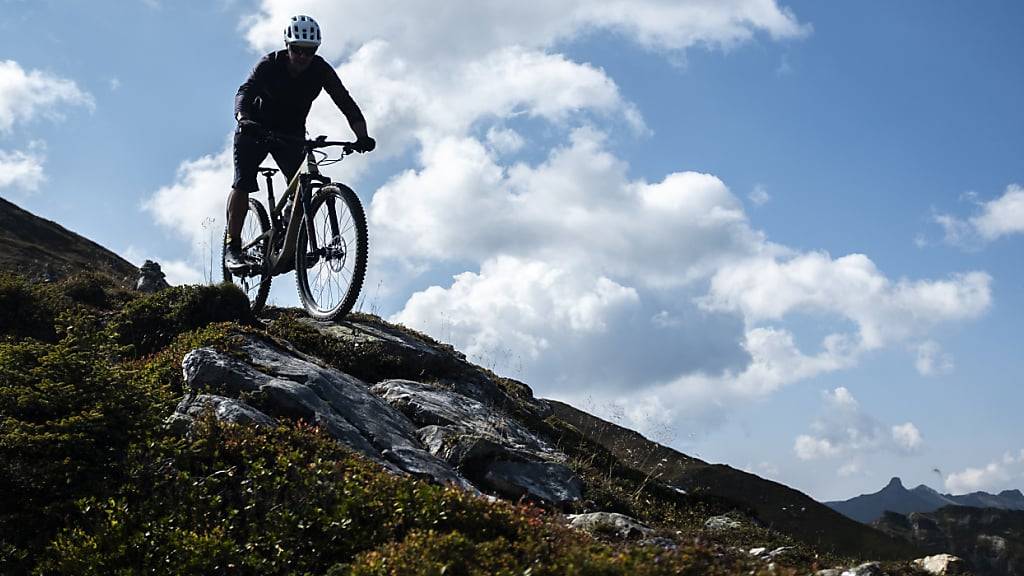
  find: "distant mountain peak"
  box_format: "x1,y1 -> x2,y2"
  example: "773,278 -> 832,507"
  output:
884,477 -> 905,490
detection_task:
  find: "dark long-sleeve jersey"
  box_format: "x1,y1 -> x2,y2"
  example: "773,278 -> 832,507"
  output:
234,50 -> 366,136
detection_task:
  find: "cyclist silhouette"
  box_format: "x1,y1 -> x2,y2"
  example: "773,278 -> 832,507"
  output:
226,14 -> 375,271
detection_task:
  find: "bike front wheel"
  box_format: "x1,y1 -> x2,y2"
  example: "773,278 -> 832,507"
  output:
223,198 -> 272,314
295,184 -> 367,321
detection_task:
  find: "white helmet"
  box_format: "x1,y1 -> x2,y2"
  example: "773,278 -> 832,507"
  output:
284,15 -> 321,47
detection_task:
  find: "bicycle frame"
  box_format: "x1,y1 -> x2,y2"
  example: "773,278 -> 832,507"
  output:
252,147 -> 334,277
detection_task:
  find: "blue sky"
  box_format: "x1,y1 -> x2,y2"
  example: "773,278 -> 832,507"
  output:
1,0 -> 1022,502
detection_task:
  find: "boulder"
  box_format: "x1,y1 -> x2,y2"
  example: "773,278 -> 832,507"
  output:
483,460 -> 583,507
373,379 -> 557,460
166,393 -> 277,434
174,336 -> 471,490
914,554 -> 966,575
136,259 -> 170,292
704,515 -> 744,532
374,379 -> 582,507
568,512 -> 654,540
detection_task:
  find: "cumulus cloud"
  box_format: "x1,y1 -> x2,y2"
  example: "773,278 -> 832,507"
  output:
0,145 -> 46,193
794,387 -> 923,467
945,449 -> 1024,494
147,3 -> 991,438
245,0 -> 809,64
0,60 -> 94,133
702,253 -> 991,350
142,144 -> 232,252
934,184 -> 1024,247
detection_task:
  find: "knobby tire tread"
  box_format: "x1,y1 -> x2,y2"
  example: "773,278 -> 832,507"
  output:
294,184 -> 367,321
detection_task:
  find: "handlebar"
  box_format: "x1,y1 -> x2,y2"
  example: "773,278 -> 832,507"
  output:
239,121 -> 361,154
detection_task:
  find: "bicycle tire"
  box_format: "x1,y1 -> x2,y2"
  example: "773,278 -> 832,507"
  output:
294,184 -> 367,321
222,198 -> 272,314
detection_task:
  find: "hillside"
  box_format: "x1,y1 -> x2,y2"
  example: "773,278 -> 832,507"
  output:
0,200 -> 944,575
0,196 -> 138,284
547,400 -> 919,560
874,507 -> 1024,576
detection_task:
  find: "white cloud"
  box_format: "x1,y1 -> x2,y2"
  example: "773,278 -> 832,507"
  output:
795,435 -> 841,460
245,1 -> 809,65
915,340 -> 954,376
891,422 -> 922,452
0,145 -> 46,193
944,449 -> 1024,494
393,256 -> 640,362
142,143 -> 232,254
159,259 -> 206,285
934,184 -> 1024,247
0,60 -> 94,133
701,253 -> 991,350
972,184 -> 1024,241
794,387 -> 923,464
486,126 -> 525,155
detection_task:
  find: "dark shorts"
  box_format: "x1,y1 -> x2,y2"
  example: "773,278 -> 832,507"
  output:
232,125 -> 305,192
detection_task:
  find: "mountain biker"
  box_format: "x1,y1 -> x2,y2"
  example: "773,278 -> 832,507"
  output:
225,14 -> 375,272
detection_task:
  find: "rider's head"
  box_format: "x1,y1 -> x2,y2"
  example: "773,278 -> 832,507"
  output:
284,15 -> 321,69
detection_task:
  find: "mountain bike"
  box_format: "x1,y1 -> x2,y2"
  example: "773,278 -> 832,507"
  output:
222,130 -> 368,321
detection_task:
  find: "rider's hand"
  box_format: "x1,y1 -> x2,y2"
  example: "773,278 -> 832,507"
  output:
353,135 -> 376,153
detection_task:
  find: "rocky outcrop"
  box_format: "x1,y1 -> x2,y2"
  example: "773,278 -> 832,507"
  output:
169,333 -> 581,506
135,260 -> 170,292
372,379 -> 581,506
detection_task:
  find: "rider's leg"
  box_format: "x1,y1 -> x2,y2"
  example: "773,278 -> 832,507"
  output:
226,187 -> 249,247
226,126 -> 268,269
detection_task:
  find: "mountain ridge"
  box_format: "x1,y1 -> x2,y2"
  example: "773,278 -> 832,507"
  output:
826,476 -> 1024,524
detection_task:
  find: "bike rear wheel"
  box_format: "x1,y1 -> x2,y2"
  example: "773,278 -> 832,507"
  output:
295,184 -> 367,321
222,198 -> 272,314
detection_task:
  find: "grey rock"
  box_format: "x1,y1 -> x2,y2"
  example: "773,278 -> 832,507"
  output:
304,318 -> 550,418
568,512 -> 654,540
374,379 -> 557,461
914,554 -> 966,575
374,380 -> 581,506
178,337 -> 471,490
484,459 -> 583,507
704,515 -> 744,532
167,394 -> 277,435
136,259 -> 170,292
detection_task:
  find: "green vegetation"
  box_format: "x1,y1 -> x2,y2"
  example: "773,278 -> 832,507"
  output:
0,272 -> 928,575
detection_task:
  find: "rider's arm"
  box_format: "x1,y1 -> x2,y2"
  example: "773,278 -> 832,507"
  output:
321,63 -> 369,139
234,55 -> 274,122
